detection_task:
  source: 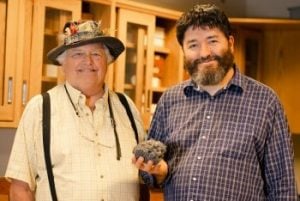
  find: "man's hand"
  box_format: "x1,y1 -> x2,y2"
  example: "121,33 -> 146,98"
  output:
132,156 -> 168,184
10,179 -> 34,201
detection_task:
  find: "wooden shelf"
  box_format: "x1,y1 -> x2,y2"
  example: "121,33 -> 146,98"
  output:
152,87 -> 166,92
126,42 -> 136,49
154,46 -> 170,54
124,83 -> 135,90
230,17 -> 300,30
42,76 -> 57,82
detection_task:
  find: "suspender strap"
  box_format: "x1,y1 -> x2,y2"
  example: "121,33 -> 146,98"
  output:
42,92 -> 58,201
116,92 -> 139,144
108,94 -> 122,160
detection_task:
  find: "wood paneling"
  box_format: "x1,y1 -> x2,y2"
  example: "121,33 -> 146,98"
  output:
262,30 -> 300,133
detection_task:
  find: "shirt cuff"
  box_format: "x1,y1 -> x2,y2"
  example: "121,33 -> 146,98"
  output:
140,166 -> 171,188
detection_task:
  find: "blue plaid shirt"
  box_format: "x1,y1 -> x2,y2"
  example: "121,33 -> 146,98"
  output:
145,66 -> 297,201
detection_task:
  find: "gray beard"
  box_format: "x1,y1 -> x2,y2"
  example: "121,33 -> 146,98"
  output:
185,49 -> 234,86
191,65 -> 227,86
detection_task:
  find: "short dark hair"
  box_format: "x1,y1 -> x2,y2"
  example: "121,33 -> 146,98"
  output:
176,4 -> 232,46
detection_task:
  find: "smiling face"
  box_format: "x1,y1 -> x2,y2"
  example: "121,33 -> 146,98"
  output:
183,26 -> 234,86
61,43 -> 108,96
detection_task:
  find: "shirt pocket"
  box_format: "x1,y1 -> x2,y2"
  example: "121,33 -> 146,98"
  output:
214,137 -> 251,161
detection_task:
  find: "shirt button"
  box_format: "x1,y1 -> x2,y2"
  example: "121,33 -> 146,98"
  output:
98,153 -> 101,157
201,136 -> 206,139
206,115 -> 211,119
95,133 -> 98,136
192,177 -> 197,181
190,200 -> 194,201
100,175 -> 104,179
197,156 -> 201,160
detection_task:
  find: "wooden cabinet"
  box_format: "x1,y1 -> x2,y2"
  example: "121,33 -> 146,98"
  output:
0,0 -> 30,127
262,27 -> 300,134
232,27 -> 263,78
115,2 -> 183,128
0,0 -> 81,127
115,8 -> 155,128
231,18 -> 300,133
29,0 -> 81,98
0,0 -> 18,123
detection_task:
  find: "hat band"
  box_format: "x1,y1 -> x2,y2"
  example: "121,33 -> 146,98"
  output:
64,31 -> 101,45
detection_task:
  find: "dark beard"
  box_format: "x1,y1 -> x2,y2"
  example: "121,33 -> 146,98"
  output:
184,49 -> 234,86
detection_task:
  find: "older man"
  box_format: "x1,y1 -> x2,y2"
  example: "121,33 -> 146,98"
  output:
6,20 -> 146,201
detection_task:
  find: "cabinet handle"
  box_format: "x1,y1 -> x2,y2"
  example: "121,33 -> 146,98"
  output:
22,80 -> 28,105
7,77 -> 13,104
145,90 -> 151,112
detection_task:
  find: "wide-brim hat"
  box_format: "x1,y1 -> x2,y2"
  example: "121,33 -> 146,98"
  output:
47,20 -> 125,65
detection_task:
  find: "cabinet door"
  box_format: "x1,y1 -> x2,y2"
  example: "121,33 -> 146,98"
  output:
115,9 -> 155,128
0,0 -> 19,121
29,0 -> 81,98
233,27 -> 263,79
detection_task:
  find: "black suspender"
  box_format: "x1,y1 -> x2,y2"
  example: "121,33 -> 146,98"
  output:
42,92 -> 58,201
116,92 -> 139,143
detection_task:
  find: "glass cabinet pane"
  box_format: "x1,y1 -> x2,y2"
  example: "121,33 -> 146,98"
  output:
116,8 -> 155,128
42,8 -> 72,92
124,23 -> 148,102
29,0 -> 81,97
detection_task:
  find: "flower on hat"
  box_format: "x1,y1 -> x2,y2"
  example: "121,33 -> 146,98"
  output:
63,21 -> 106,45
68,22 -> 79,35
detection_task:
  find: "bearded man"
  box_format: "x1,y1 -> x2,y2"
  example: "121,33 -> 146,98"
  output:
133,4 -> 298,201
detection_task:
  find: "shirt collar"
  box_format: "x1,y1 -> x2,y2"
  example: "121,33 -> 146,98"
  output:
64,81 -> 109,108
183,65 -> 244,97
